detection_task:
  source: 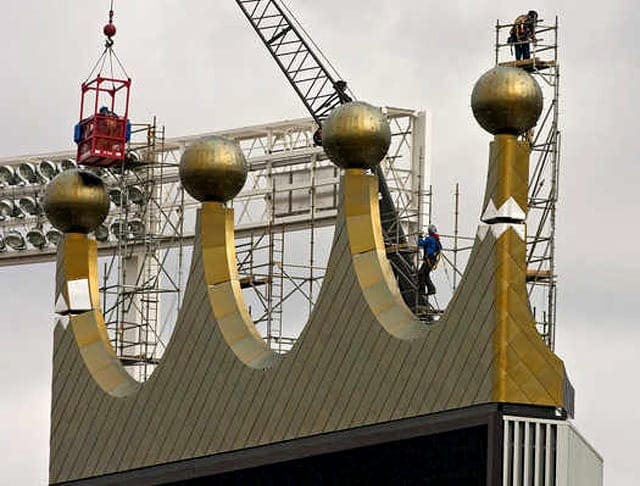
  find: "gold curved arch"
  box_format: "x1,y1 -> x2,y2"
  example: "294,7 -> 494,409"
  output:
57,234 -> 140,397
343,169 -> 425,339
200,202 -> 278,369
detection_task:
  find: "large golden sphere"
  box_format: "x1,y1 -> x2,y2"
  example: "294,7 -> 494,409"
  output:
179,136 -> 247,202
322,101 -> 391,169
471,66 -> 543,135
43,169 -> 110,234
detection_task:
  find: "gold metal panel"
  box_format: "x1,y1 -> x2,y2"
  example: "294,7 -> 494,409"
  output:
54,233 -> 140,399
71,311 -> 111,348
491,227 -> 564,406
482,135 -> 530,216
346,176 -> 424,340
201,202 -> 237,285
200,203 -> 276,369
70,311 -> 139,398
344,169 -> 384,254
61,234 -> 101,309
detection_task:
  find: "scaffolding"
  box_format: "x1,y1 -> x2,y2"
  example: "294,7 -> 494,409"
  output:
495,16 -> 561,350
98,120 -> 185,381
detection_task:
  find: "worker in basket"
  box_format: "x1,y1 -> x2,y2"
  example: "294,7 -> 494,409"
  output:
417,224 -> 442,298
96,105 -> 123,153
508,10 -> 538,61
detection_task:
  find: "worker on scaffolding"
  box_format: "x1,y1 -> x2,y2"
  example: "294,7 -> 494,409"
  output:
417,224 -> 442,298
508,10 -> 538,60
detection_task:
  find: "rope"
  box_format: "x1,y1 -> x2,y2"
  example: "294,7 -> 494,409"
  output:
83,0 -> 129,84
83,48 -> 109,84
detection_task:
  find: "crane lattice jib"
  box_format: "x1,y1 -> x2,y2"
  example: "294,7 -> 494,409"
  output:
235,0 -> 418,308
235,0 -> 349,124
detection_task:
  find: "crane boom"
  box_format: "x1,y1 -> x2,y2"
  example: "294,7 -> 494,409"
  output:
236,0 -> 351,124
235,0 -> 419,308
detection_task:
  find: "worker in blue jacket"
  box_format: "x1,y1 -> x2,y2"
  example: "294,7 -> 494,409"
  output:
417,224 -> 442,297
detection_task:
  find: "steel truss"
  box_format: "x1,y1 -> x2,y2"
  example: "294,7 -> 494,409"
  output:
235,0 -> 353,124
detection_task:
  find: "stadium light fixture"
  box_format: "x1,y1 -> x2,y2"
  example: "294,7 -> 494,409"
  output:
17,162 -> 39,184
128,218 -> 145,239
38,160 -> 59,181
94,224 -> 109,242
110,219 -> 128,240
46,229 -> 63,246
109,187 -> 124,206
5,231 -> 26,250
59,159 -> 77,172
18,197 -> 39,216
0,199 -> 15,219
26,228 -> 47,249
127,185 -> 146,205
0,166 -> 16,186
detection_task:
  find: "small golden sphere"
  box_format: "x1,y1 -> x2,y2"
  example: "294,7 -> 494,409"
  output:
322,101 -> 391,169
43,169 -> 110,234
471,66 -> 543,135
179,136 -> 247,202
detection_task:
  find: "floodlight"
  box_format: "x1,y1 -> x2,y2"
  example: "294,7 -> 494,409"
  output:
110,219 -> 128,240
46,229 -> 63,246
4,231 -> 26,250
38,160 -> 59,181
17,162 -> 38,184
0,166 -> 16,186
128,218 -> 145,238
26,228 -> 47,249
94,224 -> 109,242
127,185 -> 146,205
0,199 -> 15,219
126,151 -> 142,164
18,196 -> 39,216
59,159 -> 77,172
109,187 -> 124,206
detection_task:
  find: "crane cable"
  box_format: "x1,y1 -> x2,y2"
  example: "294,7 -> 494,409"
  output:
83,0 -> 129,86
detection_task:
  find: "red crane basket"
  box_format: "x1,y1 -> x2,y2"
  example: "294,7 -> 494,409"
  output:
74,76 -> 131,168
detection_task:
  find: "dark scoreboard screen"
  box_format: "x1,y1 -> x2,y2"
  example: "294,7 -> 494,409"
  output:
188,425 -> 488,485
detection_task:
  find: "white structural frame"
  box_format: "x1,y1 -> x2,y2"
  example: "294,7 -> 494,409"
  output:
502,415 -> 603,486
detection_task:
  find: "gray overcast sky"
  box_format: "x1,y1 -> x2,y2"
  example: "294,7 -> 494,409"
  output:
1,1 -> 638,484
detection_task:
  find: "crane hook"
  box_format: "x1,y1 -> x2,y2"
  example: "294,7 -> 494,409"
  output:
103,0 -> 116,48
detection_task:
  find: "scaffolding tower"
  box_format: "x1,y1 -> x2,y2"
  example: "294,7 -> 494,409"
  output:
99,120 -> 185,381
495,16 -> 561,350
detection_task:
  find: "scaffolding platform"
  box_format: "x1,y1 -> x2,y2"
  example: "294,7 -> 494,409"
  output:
119,354 -> 161,367
526,268 -> 553,283
498,57 -> 556,72
385,243 -> 417,254
239,275 -> 271,289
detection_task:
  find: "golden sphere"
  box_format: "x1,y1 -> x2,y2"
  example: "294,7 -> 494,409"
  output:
43,169 -> 110,234
322,101 -> 391,169
179,136 -> 247,202
471,66 -> 543,135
